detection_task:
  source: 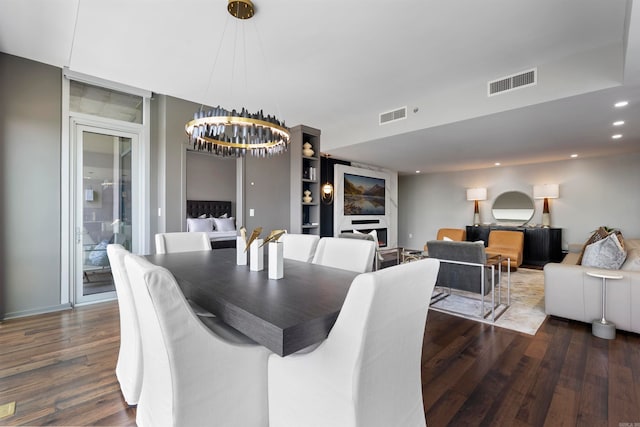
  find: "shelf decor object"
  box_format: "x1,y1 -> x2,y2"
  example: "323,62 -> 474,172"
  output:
467,187 -> 487,226
302,142 -> 315,157
303,190 -> 312,203
184,0 -> 290,158
533,184 -> 559,227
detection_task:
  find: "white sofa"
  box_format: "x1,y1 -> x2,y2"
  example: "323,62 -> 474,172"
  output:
544,239 -> 640,334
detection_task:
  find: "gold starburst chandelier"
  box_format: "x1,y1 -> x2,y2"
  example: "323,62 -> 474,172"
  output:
185,0 -> 290,158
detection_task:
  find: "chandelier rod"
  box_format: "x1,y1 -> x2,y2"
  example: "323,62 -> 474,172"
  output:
202,14 -> 232,112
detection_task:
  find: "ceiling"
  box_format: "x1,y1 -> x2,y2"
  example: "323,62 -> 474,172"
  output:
1,0 -> 640,174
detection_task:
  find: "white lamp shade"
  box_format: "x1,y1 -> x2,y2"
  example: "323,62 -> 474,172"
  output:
533,184 -> 559,199
466,187 -> 487,201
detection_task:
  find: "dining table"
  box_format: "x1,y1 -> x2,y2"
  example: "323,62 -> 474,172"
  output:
145,248 -> 360,356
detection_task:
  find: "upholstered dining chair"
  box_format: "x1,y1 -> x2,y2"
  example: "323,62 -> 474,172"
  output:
281,233 -> 320,262
106,244 -> 142,406
154,231 -> 211,254
155,231 -> 215,316
124,254 -> 271,427
268,258 -> 441,427
312,237 -> 377,273
338,231 -> 386,270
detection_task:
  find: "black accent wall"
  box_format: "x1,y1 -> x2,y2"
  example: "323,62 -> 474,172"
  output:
320,157 -> 350,236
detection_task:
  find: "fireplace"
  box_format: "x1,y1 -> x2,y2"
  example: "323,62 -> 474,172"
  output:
341,228 -> 388,248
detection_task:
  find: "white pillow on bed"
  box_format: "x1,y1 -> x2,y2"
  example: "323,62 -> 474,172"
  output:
212,217 -> 236,232
187,218 -> 214,232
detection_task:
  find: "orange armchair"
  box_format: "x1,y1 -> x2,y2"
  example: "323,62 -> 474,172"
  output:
485,230 -> 524,269
424,228 -> 467,251
436,228 -> 466,241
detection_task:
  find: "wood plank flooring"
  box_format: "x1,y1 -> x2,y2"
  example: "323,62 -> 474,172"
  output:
1,301 -> 639,426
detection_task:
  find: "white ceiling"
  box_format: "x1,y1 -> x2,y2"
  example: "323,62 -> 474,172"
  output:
1,0 -> 639,174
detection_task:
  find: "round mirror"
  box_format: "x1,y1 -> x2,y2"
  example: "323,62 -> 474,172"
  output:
492,191 -> 535,225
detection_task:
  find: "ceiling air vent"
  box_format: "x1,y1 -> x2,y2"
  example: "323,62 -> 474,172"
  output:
488,68 -> 537,96
379,106 -> 407,125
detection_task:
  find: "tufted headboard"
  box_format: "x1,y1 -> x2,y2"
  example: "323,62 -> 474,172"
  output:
186,200 -> 232,219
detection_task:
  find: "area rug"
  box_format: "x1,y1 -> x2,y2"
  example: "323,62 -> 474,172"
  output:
429,268 -> 546,335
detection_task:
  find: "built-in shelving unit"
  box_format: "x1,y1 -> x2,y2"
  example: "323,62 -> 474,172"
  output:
289,125 -> 321,234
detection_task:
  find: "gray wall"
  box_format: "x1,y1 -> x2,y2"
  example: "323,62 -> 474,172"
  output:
0,53 -> 62,317
398,153 -> 640,250
186,151 -> 236,213
244,152 -> 292,233
0,54 -> 292,319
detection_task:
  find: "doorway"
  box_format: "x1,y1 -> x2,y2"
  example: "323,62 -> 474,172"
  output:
74,124 -> 140,304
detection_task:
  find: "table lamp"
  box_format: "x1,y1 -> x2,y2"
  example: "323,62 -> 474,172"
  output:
466,187 -> 487,226
533,184 -> 559,227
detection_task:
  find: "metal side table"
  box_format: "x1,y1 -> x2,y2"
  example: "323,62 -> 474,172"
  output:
586,271 -> 623,340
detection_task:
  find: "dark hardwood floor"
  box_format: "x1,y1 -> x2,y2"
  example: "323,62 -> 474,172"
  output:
1,301 -> 639,426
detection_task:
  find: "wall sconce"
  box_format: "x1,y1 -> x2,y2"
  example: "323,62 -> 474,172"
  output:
466,187 -> 487,226
84,189 -> 94,202
533,184 -> 559,227
321,154 -> 334,205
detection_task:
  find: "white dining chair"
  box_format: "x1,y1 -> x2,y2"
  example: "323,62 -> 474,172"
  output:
155,231 -> 215,317
155,231 -> 211,254
124,254 -> 271,427
106,244 -> 143,406
312,236 -> 377,273
268,258 -> 440,427
281,233 -> 320,262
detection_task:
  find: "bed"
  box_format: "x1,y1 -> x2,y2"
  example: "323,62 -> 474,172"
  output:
186,200 -> 237,249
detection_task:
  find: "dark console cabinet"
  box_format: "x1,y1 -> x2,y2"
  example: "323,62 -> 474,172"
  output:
466,225 -> 563,267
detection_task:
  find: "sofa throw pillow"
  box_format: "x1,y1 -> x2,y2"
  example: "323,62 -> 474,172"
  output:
621,248 -> 640,272
577,227 -> 610,264
212,217 -> 236,232
353,229 -> 379,246
88,239 -> 110,267
581,233 -> 627,270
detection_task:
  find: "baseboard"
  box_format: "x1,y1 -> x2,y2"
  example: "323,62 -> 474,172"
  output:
2,303 -> 72,321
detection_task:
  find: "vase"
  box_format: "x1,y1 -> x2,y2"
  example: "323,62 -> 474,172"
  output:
303,190 -> 312,203
236,236 -> 247,265
250,239 -> 264,271
268,241 -> 284,279
302,142 -> 314,157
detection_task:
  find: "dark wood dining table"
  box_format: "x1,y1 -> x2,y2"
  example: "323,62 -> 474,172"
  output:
145,248 -> 360,356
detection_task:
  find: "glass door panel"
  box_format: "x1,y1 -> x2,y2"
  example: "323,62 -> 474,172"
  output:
77,127 -> 136,303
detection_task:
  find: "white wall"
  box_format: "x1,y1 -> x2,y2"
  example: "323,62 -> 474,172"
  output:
398,152 -> 640,250
333,163 -> 398,247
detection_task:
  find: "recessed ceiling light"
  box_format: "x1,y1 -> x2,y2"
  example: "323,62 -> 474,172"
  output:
613,120 -> 625,126
570,154 -> 578,158
494,162 -> 501,166
614,101 -> 629,108
612,134 -> 623,139
415,170 -> 420,174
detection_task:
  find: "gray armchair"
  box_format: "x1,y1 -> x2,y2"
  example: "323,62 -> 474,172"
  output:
425,240 -> 499,295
